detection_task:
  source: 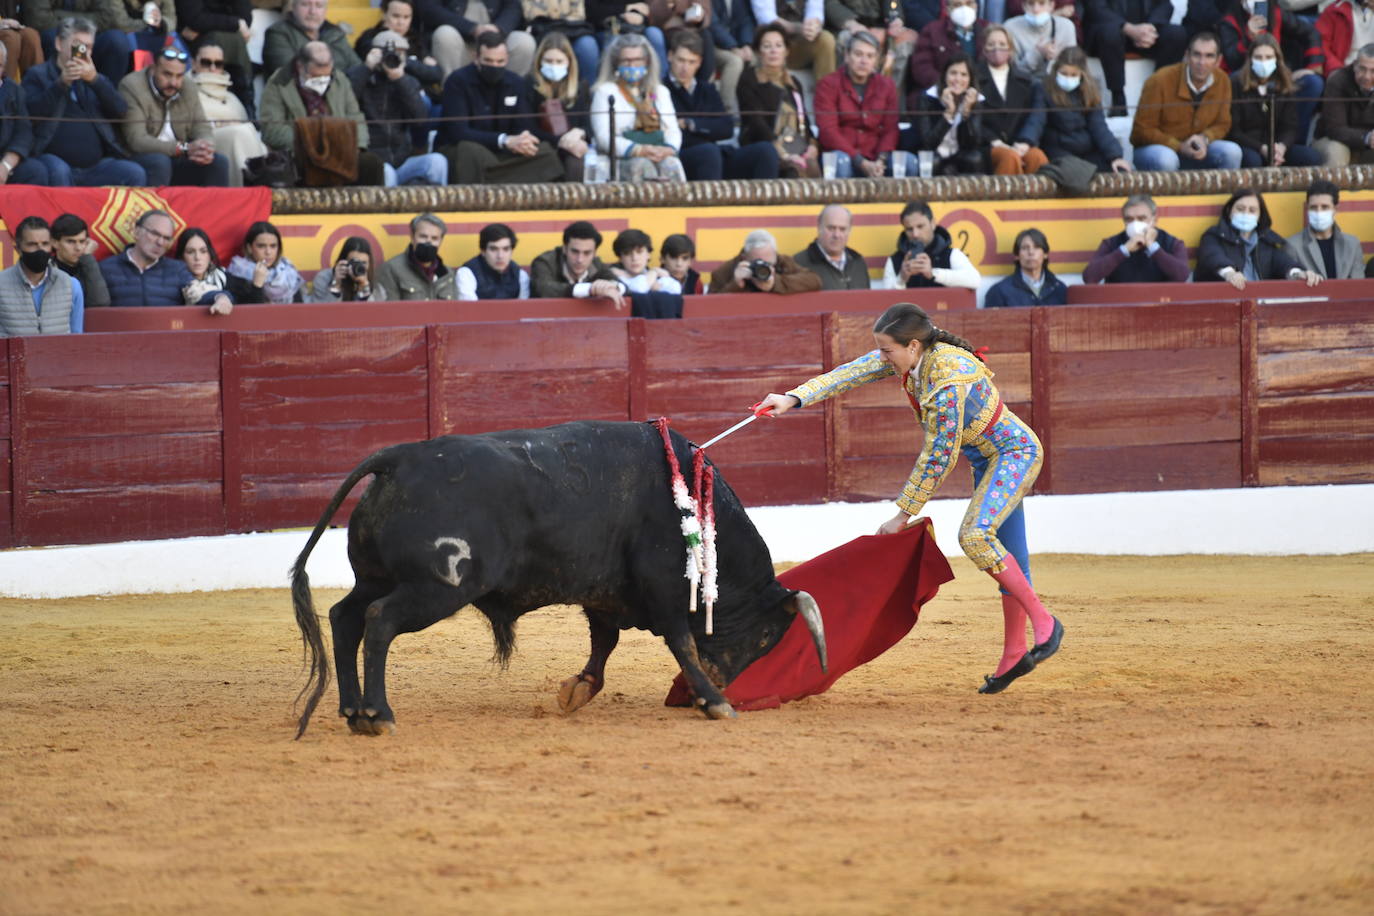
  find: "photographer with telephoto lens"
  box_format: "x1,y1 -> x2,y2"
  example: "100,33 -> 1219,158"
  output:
708,229 -> 822,294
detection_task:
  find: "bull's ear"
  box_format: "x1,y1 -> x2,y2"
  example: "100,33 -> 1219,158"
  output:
791,591 -> 828,674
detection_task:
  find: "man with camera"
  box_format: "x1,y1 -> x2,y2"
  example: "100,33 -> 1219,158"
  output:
881,200 -> 980,290
348,29 -> 449,185
710,229 -> 823,294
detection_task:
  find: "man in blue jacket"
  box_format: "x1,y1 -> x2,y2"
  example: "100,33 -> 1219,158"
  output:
665,30 -> 779,179
709,0 -> 757,111
99,210 -> 206,308
0,44 -> 52,185
438,31 -> 563,183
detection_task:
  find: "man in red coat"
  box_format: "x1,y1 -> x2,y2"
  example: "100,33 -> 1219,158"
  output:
815,32 -> 917,178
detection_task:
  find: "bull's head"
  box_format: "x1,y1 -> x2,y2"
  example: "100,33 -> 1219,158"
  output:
694,589 -> 828,690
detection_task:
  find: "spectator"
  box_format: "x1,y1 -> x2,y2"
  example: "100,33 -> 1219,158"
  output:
975,25 -> 1048,174
1217,0 -> 1324,143
1039,46 -> 1131,172
610,228 -> 679,292
350,30 -> 448,186
225,221 -> 304,303
0,10 -> 42,81
1082,193 -> 1191,284
310,236 -> 379,301
902,0 -> 941,31
1228,34 -> 1324,166
1182,0 -> 1224,37
660,232 -> 702,294
262,0 -> 360,76
1313,43 -> 1374,165
1285,179 -> 1365,279
375,212 -> 458,300
909,52 -> 988,174
815,31 -> 916,177
173,227 -> 236,314
529,32 -> 593,181
259,41 -> 386,186
356,0 -> 444,90
0,43 -> 49,185
1082,0 -> 1187,116
826,0 -> 918,99
984,228 -> 1068,307
1195,187 -> 1322,287
49,213 -> 110,308
440,31 -> 564,183
882,199 -> 980,290
175,0 -> 255,114
665,29 -> 778,179
529,219 -> 626,303
751,0 -> 835,79
1131,32 -> 1243,171
521,0 -> 600,80
98,209 -> 195,307
24,17 -> 148,186
119,46 -> 230,185
590,33 -> 686,182
908,0 -> 987,101
709,0 -> 757,112
1317,0 -> 1374,77
108,0 -> 178,79
22,1 -> 128,81
0,216 -> 83,336
188,38 -> 267,187
418,0 -> 536,76
1004,0 -> 1077,78
792,204 -> 871,290
736,22 -> 819,177
710,229 -> 822,294
456,222 -> 531,299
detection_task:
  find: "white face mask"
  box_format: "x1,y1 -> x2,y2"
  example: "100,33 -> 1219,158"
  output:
1055,73 -> 1081,92
540,61 -> 569,82
1250,57 -> 1277,79
302,75 -> 331,95
950,5 -> 977,29
1125,219 -> 1149,238
1307,208 -> 1335,232
1025,10 -> 1051,26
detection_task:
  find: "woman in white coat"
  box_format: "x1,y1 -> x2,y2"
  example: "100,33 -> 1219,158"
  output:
189,39 -> 267,187
588,33 -> 685,183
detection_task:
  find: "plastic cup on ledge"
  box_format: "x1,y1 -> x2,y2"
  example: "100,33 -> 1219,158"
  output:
821,151 -> 837,180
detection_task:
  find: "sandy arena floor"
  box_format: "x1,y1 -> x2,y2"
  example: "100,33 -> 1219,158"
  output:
3,554 -> 1372,915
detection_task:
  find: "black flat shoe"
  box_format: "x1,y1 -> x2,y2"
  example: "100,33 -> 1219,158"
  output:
1030,617 -> 1064,664
978,653 -> 1035,694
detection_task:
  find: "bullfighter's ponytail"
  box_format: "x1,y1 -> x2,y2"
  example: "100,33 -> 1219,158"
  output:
873,303 -> 982,361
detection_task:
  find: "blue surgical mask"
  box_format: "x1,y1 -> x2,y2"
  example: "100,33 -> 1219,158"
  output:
1026,10 -> 1051,26
1307,208 -> 1334,232
540,61 -> 569,82
1230,211 -> 1259,234
1250,57 -> 1277,79
1055,73 -> 1081,92
617,64 -> 647,84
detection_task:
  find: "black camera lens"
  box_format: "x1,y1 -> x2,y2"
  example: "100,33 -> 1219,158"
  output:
749,258 -> 773,281
382,46 -> 403,69
349,259 -> 367,277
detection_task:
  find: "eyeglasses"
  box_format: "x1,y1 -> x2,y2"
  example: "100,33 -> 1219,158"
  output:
138,225 -> 173,243
196,57 -> 225,69
159,47 -> 190,63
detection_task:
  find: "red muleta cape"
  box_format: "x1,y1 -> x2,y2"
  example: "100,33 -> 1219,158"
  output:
665,519 -> 954,711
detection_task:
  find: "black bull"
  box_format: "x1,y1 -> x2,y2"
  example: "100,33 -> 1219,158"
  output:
291,420 -> 827,737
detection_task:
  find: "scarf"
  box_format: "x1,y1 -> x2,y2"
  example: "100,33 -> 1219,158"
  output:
617,81 -> 660,133
183,266 -> 227,305
227,254 -> 303,304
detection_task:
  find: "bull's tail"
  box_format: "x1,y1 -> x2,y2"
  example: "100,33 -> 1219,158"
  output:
289,449 -> 395,740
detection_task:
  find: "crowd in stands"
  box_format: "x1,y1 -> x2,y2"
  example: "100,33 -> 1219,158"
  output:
4,180 -> 1371,335
2,0 -> 1374,187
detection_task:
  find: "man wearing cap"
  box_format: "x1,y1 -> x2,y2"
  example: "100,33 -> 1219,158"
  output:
118,45 -> 230,186
348,29 -> 448,185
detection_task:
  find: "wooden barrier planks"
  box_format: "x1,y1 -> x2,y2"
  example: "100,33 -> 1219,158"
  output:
0,338 -> 10,547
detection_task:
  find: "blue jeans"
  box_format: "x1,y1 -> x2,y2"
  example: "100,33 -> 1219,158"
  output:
597,28 -> 668,78
1239,143 -> 1324,168
8,157 -> 51,185
385,153 -> 449,186
137,152 -> 230,186
831,149 -> 920,178
1293,72 -> 1323,145
1133,140 -> 1242,171
36,153 -> 147,187
571,35 -> 601,82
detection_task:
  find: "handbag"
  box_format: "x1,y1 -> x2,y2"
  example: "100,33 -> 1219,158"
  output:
540,98 -> 570,137
773,87 -> 809,159
242,149 -> 296,187
293,116 -> 359,187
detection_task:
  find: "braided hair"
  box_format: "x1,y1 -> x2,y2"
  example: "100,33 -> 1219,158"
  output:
872,303 -> 982,361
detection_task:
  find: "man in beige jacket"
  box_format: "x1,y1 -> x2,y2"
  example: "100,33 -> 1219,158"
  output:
118,46 -> 229,185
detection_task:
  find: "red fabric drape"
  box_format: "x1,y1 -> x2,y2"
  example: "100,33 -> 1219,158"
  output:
665,519 -> 955,711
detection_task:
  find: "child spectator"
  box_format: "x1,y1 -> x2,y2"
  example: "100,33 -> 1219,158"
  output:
612,229 -> 681,294
660,233 -> 702,294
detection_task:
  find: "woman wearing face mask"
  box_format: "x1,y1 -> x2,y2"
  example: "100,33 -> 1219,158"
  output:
975,25 -> 1049,175
1038,46 -> 1131,172
1003,0 -> 1077,78
589,33 -> 685,182
226,221 -> 305,304
1226,35 -> 1324,168
1195,188 -> 1323,289
310,237 -> 379,302
910,53 -> 989,174
529,32 -> 593,181
908,0 -> 988,102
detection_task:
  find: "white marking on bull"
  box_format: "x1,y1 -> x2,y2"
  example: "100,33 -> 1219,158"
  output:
434,537 -> 472,586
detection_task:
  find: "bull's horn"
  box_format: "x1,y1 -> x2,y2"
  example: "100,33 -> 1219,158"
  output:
794,591 -> 828,673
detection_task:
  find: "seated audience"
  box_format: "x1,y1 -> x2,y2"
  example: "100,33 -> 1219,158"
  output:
792,204 -> 871,290
440,31 -> 563,183
22,0 -> 129,81
0,10 -> 42,81
456,222 -> 531,299
751,0 -> 834,80
119,46 -> 230,186
1083,0 -> 1187,116
520,0 -> 601,79
1082,194 -> 1190,284
49,213 -> 110,308
529,220 -> 626,303
1227,35 -> 1323,167
1313,43 -> 1374,166
529,32 -> 593,182
882,199 -> 980,290
908,0 -> 986,99
189,40 -> 267,187
736,23 -> 818,177
709,0 -> 758,112
1131,32 -> 1243,171
1004,0 -> 1077,78
816,32 -> 916,178
262,0 -> 360,76
1316,0 -> 1374,77
825,0 -> 918,98
99,209 -> 195,307
311,236 -> 379,301
226,221 -> 304,303
1217,0 -> 1324,142
259,41 -> 386,186
1,216 -> 83,336
355,0 -> 444,89
1285,180 -> 1365,280
984,228 -> 1068,307
349,29 -> 449,186
173,227 -> 235,314
175,0 -> 255,114
375,212 -> 458,300
611,227 -> 682,317
666,29 -> 778,179
976,25 -> 1047,175
416,0 -> 535,76
660,232 -> 702,294
0,43 -> 49,184
710,229 -> 822,294
1195,188 -> 1322,288
1039,46 -> 1130,172
590,33 -> 686,182
910,53 -> 988,175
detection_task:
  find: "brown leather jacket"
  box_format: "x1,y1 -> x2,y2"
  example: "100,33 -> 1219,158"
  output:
710,251 -> 822,294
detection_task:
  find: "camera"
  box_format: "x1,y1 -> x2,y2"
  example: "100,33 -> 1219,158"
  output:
898,235 -> 926,259
348,259 -> 368,278
381,42 -> 403,70
73,41 -> 89,60
749,259 -> 774,282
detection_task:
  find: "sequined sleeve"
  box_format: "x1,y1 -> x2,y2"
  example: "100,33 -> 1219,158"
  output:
786,350 -> 895,407
896,380 -> 967,516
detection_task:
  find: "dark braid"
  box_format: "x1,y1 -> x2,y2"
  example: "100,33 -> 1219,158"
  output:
873,303 -> 983,362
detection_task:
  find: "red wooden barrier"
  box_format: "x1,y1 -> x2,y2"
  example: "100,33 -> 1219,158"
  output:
1067,277 -> 1374,306
0,338 -> 10,548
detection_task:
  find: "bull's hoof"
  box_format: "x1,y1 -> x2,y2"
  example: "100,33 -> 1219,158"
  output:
348,713 -> 396,736
557,673 -> 600,713
704,701 -> 737,720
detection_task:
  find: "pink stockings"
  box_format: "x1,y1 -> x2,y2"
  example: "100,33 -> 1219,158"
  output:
988,554 -> 1054,676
